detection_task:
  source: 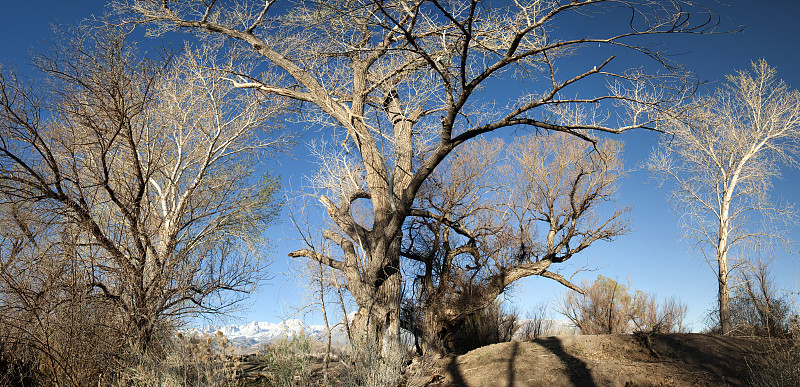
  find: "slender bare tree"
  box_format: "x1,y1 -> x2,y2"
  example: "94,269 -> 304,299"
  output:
113,0 -> 718,354
648,60 -> 800,335
403,133 -> 629,353
288,214 -> 347,382
0,28 -> 289,352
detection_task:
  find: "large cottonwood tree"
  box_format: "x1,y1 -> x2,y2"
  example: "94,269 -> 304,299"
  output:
648,60 -> 800,335
115,0 -> 716,353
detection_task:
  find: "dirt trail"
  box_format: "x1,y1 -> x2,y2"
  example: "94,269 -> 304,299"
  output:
431,333 -> 768,387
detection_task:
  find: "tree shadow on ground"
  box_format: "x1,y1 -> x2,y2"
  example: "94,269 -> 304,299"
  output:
446,338 -> 597,387
537,337 -> 597,387
446,355 -> 468,386
653,333 -> 753,386
446,341 -> 521,387
506,341 -> 519,386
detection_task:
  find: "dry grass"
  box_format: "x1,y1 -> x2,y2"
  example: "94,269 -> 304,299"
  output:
335,332 -> 406,387
747,316 -> 800,387
113,331 -> 241,387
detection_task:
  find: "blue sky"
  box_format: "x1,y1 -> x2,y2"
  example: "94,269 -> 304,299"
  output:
1,1 -> 799,331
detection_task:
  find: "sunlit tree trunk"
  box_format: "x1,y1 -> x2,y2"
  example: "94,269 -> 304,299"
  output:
717,197 -> 733,334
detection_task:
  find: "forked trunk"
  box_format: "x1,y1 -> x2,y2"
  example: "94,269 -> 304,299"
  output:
349,248 -> 404,359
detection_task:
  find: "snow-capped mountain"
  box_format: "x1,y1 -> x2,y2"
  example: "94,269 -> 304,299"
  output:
202,319 -> 319,341
196,319 -> 351,349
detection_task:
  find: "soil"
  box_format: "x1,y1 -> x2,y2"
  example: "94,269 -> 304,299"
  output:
422,333 -> 771,387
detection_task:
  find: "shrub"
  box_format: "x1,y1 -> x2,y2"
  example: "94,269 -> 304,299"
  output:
704,260 -> 794,338
731,263 -> 793,337
630,294 -> 688,334
517,302 -> 558,340
557,275 -> 687,334
255,332 -> 314,386
0,292 -> 126,387
0,344 -> 37,387
748,315 -> 800,387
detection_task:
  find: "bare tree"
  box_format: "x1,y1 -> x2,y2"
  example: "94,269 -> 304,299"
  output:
288,221 -> 348,382
403,133 -> 629,353
648,60 -> 800,335
113,0 -> 718,354
0,28 -> 288,352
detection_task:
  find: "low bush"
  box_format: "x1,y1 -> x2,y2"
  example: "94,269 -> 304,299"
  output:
253,332 -> 314,386
517,302 -> 562,340
731,263 -> 793,338
748,315 -> 800,387
558,275 -> 687,334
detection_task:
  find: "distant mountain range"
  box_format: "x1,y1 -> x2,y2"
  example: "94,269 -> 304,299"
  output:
194,317 -> 578,353
196,319 -> 351,351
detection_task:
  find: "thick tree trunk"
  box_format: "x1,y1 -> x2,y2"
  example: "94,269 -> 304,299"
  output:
380,232 -> 405,358
425,324 -> 452,355
376,270 -> 403,358
350,290 -> 402,358
133,315 -> 155,354
347,243 -> 404,358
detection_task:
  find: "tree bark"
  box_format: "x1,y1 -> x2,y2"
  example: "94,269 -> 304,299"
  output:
717,179 -> 734,335
718,253 -> 732,335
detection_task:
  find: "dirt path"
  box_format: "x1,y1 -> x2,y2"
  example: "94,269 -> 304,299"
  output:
431,334 -> 768,387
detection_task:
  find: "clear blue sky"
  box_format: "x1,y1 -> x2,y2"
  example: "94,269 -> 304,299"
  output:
1,1 -> 799,331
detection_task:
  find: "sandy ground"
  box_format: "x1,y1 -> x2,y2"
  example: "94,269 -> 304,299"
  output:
423,333 -> 770,387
